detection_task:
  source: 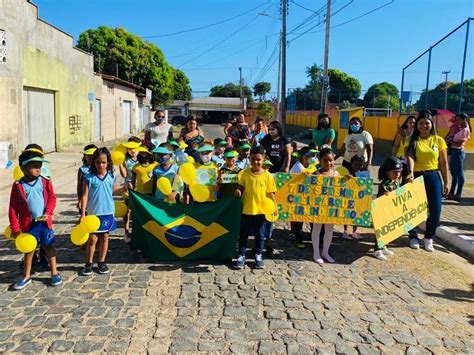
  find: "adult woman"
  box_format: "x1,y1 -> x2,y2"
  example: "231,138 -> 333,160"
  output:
312,113 -> 335,150
445,113 -> 471,201
260,121 -> 292,173
406,111 -> 449,252
144,110 -> 173,147
179,115 -> 205,162
250,118 -> 267,146
335,117 -> 373,171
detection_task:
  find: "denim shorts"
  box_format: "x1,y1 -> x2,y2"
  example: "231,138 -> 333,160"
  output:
28,221 -> 55,246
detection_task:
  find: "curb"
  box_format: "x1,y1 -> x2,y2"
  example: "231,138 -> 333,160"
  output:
419,222 -> 474,258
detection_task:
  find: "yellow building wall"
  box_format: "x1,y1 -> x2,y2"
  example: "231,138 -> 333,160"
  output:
23,47 -> 94,150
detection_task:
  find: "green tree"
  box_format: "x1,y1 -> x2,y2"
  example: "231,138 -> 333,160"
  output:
173,69 -> 192,101
372,95 -> 400,109
256,102 -> 275,120
415,79 -> 474,112
253,82 -> 271,101
327,69 -> 361,103
209,82 -> 253,105
364,82 -> 399,107
77,26 -> 191,105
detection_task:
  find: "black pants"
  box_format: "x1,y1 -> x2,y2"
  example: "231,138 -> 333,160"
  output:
291,222 -> 303,243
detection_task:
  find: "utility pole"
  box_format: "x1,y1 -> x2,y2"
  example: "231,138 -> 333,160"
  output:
280,0 -> 288,133
442,70 -> 450,110
320,0 -> 331,114
239,67 -> 243,111
276,31 -> 282,122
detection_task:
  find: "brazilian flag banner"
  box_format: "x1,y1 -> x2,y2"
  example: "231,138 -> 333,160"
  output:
129,191 -> 242,261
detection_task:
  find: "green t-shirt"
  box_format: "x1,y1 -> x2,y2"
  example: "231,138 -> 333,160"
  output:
312,128 -> 335,148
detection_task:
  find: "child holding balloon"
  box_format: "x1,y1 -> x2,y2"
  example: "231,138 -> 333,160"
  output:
77,144 -> 98,214
152,144 -> 182,202
9,150 -> 61,290
234,145 -> 277,269
131,147 -> 158,196
81,147 -> 117,276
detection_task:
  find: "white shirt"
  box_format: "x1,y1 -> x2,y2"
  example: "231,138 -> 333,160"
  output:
290,161 -> 305,174
145,122 -> 172,147
343,131 -> 373,162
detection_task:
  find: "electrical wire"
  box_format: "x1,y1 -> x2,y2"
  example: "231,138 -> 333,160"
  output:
142,2 -> 271,38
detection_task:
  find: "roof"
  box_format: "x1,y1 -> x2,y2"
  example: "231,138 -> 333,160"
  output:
101,74 -> 144,91
188,97 -> 246,112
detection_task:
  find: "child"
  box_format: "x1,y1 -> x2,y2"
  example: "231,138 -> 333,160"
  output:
289,141 -> 299,168
211,138 -> 228,168
234,146 -> 277,269
77,144 -> 98,214
168,139 -> 189,166
195,143 -> 218,202
24,143 -> 52,178
311,147 -> 338,264
342,155 -> 366,239
152,144 -> 182,202
236,143 -> 251,170
9,150 -> 61,289
81,147 -> 117,276
373,157 -> 401,260
119,138 -> 141,242
250,118 -> 267,146
290,146 -> 318,248
131,147 -> 158,196
218,148 -> 241,199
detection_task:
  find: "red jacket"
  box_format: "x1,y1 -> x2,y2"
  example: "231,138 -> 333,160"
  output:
8,177 -> 57,233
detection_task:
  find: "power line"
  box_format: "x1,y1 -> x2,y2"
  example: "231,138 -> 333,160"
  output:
290,0 -> 319,13
178,3 -> 273,68
142,2 -> 271,38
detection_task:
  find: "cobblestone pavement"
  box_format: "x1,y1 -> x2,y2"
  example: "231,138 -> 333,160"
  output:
0,132 -> 473,353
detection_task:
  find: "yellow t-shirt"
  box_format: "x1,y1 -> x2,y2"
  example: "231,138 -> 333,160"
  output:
238,169 -> 277,215
133,162 -> 158,194
413,135 -> 447,172
396,135 -> 410,158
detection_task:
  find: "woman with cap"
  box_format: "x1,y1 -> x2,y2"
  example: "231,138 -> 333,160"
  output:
335,117 -> 373,171
373,157 -> 403,260
260,121 -> 292,173
144,110 -> 173,148
406,111 -> 449,252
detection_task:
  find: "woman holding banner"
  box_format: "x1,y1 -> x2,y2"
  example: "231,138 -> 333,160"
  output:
406,110 -> 449,252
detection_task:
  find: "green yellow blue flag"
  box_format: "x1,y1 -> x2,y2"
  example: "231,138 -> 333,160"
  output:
129,191 -> 242,261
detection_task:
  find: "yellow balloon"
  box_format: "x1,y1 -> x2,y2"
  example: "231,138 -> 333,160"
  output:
260,198 -> 276,215
157,177 -> 172,196
186,155 -> 195,164
336,166 -> 350,176
111,151 -> 126,166
71,226 -> 89,246
113,143 -> 128,155
179,163 -> 197,185
80,215 -> 101,233
189,183 -> 210,203
265,213 -> 278,222
13,166 -> 24,181
114,201 -> 128,218
15,233 -> 37,253
4,226 -> 14,241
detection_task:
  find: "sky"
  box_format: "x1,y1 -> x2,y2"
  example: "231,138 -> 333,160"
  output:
32,0 -> 473,98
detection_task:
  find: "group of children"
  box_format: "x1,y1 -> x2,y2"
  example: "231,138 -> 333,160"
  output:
8,129 -> 407,289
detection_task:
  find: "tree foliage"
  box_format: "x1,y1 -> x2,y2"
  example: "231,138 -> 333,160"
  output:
209,82 -> 253,105
364,82 -> 399,107
77,26 -> 192,105
415,79 -> 474,112
253,82 -> 271,101
288,64 -> 361,110
256,102 -> 275,120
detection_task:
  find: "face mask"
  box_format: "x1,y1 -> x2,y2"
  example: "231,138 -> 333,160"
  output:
158,156 -> 170,165
201,155 -> 211,164
308,157 -> 317,165
156,118 -> 164,125
269,129 -> 278,137
350,124 -> 360,132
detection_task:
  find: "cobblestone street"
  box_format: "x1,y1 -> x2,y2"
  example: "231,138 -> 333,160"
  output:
0,137 -> 473,353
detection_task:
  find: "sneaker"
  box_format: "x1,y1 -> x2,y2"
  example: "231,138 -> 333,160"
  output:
13,278 -> 31,290
50,274 -> 63,286
382,247 -> 394,256
351,231 -> 363,239
235,255 -> 246,269
424,239 -> 434,252
342,232 -> 351,240
98,262 -> 110,274
409,238 -> 420,250
255,254 -> 265,269
82,263 -> 93,276
294,242 -> 306,249
373,250 -> 387,260
313,256 -> 324,264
